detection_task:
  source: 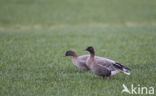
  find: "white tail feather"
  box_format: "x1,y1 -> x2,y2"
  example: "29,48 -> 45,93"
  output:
123,71 -> 130,75
111,70 -> 121,76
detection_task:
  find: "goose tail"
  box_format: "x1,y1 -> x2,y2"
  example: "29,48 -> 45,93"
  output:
113,62 -> 131,75
122,69 -> 131,75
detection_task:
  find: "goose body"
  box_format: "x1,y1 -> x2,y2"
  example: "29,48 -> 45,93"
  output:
85,47 -> 111,79
72,55 -> 90,71
87,59 -> 111,79
78,54 -> 130,76
95,57 -> 131,76
65,51 -> 90,71
85,46 -> 131,79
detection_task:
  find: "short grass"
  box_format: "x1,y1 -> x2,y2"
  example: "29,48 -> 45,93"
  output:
0,0 -> 156,96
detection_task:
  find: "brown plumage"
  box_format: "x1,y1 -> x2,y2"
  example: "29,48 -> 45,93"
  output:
85,46 -> 131,76
85,46 -> 111,80
64,50 -> 90,71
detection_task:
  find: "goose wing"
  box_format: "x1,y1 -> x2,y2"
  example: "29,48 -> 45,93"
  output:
78,55 -> 89,60
77,55 -> 90,70
95,58 -> 116,71
95,57 -> 131,71
93,63 -> 111,76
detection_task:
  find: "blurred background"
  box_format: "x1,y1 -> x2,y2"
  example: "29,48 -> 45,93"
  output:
0,0 -> 156,27
0,0 -> 156,96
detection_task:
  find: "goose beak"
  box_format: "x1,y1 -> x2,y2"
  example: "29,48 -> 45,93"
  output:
84,48 -> 87,51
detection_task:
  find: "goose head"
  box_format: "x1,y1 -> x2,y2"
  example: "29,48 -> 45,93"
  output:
85,46 -> 95,54
64,50 -> 77,57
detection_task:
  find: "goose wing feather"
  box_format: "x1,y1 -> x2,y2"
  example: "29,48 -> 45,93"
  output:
92,63 -> 111,77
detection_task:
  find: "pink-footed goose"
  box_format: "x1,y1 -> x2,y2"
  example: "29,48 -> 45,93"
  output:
64,50 -> 90,71
85,46 -> 131,77
85,47 -> 111,80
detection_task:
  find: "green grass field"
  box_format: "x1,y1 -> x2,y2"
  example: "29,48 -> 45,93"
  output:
0,0 -> 156,96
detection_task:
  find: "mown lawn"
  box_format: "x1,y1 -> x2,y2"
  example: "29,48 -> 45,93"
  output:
0,0 -> 156,96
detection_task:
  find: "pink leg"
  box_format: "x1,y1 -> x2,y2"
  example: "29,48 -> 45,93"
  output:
106,77 -> 109,80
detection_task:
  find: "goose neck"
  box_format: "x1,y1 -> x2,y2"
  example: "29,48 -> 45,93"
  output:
89,53 -> 95,62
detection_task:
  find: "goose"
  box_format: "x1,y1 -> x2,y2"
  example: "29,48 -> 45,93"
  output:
85,47 -> 111,80
64,50 -> 90,71
85,46 -> 131,77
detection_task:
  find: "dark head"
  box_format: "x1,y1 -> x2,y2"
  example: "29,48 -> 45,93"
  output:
85,46 -> 95,54
64,50 -> 77,57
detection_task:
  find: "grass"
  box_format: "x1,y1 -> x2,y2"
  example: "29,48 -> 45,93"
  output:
0,0 -> 156,26
0,0 -> 156,96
